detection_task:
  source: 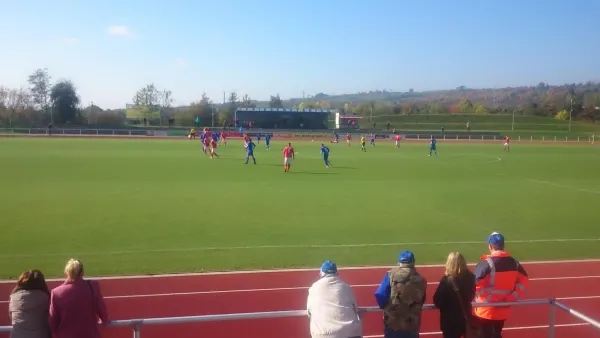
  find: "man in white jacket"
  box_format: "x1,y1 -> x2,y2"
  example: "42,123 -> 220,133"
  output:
307,260 -> 363,338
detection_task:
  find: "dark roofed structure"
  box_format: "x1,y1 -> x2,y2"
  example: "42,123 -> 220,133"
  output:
234,108 -> 332,129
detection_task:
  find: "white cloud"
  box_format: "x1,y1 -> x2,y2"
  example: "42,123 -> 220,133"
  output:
106,25 -> 139,39
173,58 -> 188,68
61,37 -> 80,45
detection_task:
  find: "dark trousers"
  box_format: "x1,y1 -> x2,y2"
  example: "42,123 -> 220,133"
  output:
477,318 -> 505,338
384,328 -> 419,338
442,330 -> 464,338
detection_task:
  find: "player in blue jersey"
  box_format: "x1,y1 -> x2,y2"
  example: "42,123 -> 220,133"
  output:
332,131 -> 339,144
264,134 -> 271,150
245,138 -> 257,164
257,132 -> 261,144
320,143 -> 331,168
429,136 -> 438,156
369,133 -> 376,146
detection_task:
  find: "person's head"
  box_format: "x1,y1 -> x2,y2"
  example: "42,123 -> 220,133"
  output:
319,260 -> 338,278
64,258 -> 85,281
321,143 -> 324,147
444,252 -> 468,278
11,270 -> 49,295
487,232 -> 505,252
398,250 -> 415,267
288,142 -> 292,147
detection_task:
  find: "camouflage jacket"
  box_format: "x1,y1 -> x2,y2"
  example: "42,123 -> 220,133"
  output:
383,264 -> 427,332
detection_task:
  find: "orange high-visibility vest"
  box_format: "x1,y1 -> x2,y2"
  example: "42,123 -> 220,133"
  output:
473,251 -> 529,321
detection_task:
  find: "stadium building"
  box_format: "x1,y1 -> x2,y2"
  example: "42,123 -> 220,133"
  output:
234,108 -> 332,129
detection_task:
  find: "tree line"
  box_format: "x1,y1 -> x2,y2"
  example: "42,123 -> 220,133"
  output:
1,69 -> 599,129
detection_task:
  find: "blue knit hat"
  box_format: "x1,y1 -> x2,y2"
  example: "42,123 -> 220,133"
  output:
320,260 -> 338,275
488,232 -> 505,247
398,250 -> 415,264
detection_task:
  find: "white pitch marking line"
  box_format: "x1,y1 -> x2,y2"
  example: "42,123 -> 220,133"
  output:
2,276 -> 599,303
1,258 -> 599,282
1,238 -> 599,259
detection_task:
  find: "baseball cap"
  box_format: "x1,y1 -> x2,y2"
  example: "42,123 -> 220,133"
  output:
487,232 -> 505,247
320,260 -> 338,275
398,250 -> 415,264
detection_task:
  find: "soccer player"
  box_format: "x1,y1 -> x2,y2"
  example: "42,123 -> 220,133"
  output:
265,133 -> 271,150
189,128 -> 196,139
370,133 -> 376,146
245,138 -> 257,164
346,133 -> 351,146
504,136 -> 510,152
332,131 -> 339,144
429,136 -> 438,156
257,132 -> 261,144
283,142 -> 295,172
210,138 -> 219,158
394,134 -> 401,148
360,135 -> 367,152
243,133 -> 249,149
201,135 -> 210,155
220,131 -> 227,147
320,143 -> 331,168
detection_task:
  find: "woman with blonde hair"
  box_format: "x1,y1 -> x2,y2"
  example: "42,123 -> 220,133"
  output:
433,252 -> 476,338
9,270 -> 51,338
49,259 -> 111,338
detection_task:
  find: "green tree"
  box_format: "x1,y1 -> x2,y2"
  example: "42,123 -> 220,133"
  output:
27,68 -> 52,121
458,98 -> 474,113
474,104 -> 488,114
555,110 -> 569,120
50,80 -> 80,123
132,84 -> 160,107
241,94 -> 255,108
269,94 -> 283,108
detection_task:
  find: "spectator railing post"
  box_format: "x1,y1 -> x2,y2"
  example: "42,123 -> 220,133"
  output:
548,298 -> 556,338
133,324 -> 141,338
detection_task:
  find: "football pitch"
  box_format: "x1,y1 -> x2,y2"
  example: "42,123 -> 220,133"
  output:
1,137 -> 599,279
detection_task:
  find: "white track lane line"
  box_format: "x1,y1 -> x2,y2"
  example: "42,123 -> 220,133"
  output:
1,275 -> 599,303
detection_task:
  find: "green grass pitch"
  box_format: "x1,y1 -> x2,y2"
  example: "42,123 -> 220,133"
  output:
1,137 -> 599,279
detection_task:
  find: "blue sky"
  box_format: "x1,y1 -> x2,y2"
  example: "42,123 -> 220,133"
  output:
1,0 -> 599,109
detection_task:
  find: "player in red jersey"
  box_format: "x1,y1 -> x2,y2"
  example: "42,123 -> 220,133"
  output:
210,138 -> 219,158
202,136 -> 210,155
220,131 -> 227,147
394,134 -> 401,148
346,133 -> 351,147
282,142 -> 295,172
243,134 -> 249,149
504,136 -> 510,152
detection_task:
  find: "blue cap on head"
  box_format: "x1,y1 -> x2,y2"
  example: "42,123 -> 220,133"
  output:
398,250 -> 415,264
320,260 -> 337,274
488,232 -> 505,247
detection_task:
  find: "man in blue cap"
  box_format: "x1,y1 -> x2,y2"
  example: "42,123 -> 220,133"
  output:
307,260 -> 362,338
374,251 -> 427,338
473,232 -> 529,338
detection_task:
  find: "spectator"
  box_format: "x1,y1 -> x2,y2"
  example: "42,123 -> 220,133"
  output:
374,251 -> 427,338
433,252 -> 476,338
49,259 -> 110,338
473,232 -> 529,337
307,260 -> 362,338
8,270 -> 51,338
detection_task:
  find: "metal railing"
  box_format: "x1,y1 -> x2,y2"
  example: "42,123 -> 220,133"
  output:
1,298 -> 599,337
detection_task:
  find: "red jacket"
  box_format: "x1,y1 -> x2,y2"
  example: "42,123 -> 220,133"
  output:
49,279 -> 110,338
473,250 -> 529,320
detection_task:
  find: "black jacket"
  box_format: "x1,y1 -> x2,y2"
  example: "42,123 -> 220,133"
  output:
433,271 -> 476,333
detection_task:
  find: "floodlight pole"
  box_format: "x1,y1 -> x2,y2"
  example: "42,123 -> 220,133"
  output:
569,97 -> 573,133
511,110 -> 515,131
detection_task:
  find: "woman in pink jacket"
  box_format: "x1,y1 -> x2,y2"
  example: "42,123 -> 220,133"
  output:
49,259 -> 111,338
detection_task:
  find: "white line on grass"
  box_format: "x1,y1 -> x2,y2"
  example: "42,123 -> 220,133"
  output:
1,258 -> 599,282
2,275 -> 595,303
364,323 -> 590,337
1,238 -> 597,259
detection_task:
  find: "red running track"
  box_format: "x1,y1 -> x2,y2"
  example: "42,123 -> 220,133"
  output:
1,260 -> 600,338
